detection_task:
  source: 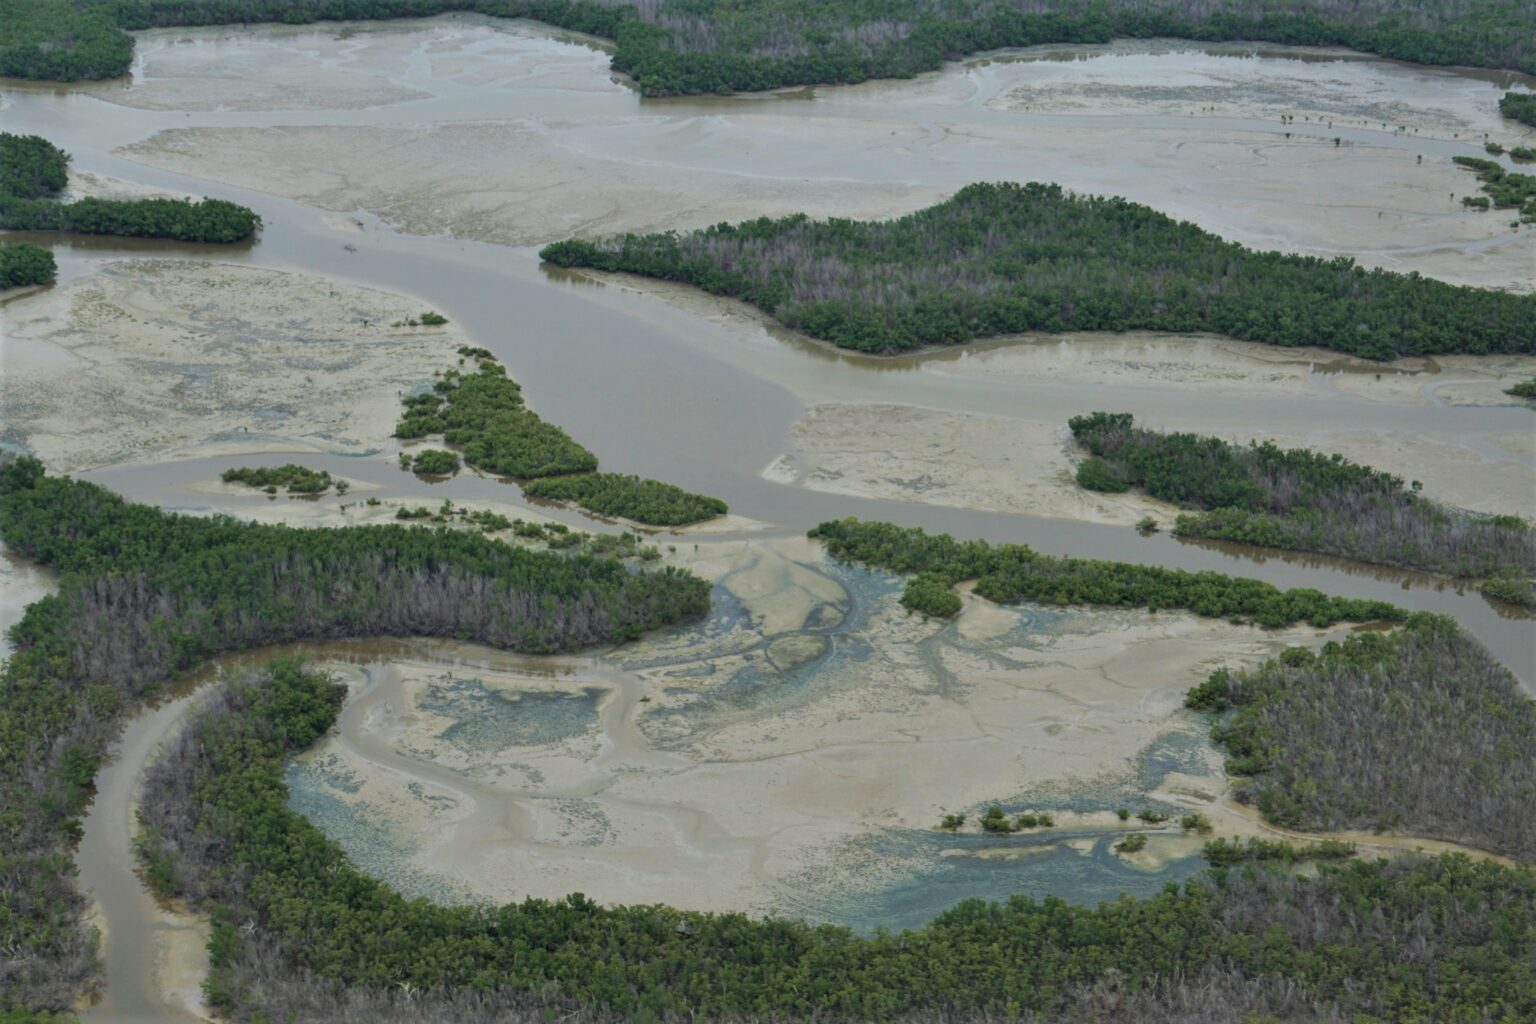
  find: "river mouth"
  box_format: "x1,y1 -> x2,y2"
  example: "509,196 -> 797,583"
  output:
2,16 -> 1534,1019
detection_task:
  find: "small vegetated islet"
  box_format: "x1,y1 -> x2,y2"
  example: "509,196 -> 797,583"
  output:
540,182 -> 1536,360
0,132 -> 261,242
395,350 -> 725,525
220,464 -> 333,494
808,517 -> 1404,628
1068,411 -> 1536,581
1186,613 -> 1536,861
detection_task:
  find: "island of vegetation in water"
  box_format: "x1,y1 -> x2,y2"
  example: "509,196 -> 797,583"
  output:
0,132 -> 261,242
397,349 -> 727,526
1186,612 -> 1536,862
0,241 -> 55,287
221,464 -> 334,494
806,517 -> 1404,627
539,182 -> 1536,360
1451,155 -> 1536,221
120,655 -> 1536,1023
7,0 -> 1536,92
0,457 -> 710,1013
1067,412 -> 1536,594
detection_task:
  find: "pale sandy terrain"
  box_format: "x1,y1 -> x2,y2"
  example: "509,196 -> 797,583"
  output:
287,536 -> 1354,915
103,27 -> 1536,289
773,403 -> 1184,527
0,260 -> 462,471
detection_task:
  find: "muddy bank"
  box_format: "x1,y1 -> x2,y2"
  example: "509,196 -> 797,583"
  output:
0,259 -> 463,472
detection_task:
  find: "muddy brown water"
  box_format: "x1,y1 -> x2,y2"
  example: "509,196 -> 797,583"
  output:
2,21 -> 1534,1021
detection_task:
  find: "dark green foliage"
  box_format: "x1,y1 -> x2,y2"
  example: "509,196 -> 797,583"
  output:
1452,154 -> 1536,221
808,518 -> 1404,629
522,472 -> 727,526
1202,837 -> 1354,867
0,132 -> 261,241
1501,90 -> 1536,127
0,134 -> 69,199
135,657 -> 1536,1021
541,183 -> 1536,359
0,0 -> 133,80
898,571 -> 963,617
396,362 -> 596,477
221,464 -> 333,493
418,310 -> 448,325
1482,573 -> 1535,608
1068,412 -> 1536,578
1189,613 -> 1536,860
409,448 -> 459,476
396,354 -> 726,525
1512,146 -> 1536,163
1508,378 -> 1536,398
0,457 -> 709,1012
1075,456 -> 1130,493
0,243 -> 56,288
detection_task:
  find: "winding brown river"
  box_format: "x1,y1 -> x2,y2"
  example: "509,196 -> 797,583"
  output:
2,16 -> 1533,1021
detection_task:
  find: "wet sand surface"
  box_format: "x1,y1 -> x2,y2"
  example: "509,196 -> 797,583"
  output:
0,18 -> 1533,1019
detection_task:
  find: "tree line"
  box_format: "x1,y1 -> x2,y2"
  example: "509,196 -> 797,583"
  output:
398,351 -> 727,525
1068,411 -> 1536,584
0,132 -> 261,242
128,655 -> 1536,1023
8,0 -> 1536,93
1186,612 -> 1536,862
806,517 -> 1404,628
0,456 -> 710,1015
540,182 -> 1536,360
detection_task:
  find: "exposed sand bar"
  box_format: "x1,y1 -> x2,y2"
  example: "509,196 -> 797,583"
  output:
1,260 -> 462,472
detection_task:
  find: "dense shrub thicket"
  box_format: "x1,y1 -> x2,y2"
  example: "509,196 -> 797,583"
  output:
1068,412 -> 1536,579
133,658 -> 1536,1023
1186,613 -> 1536,861
0,132 -> 260,242
397,353 -> 726,525
0,458 -> 709,1013
0,242 -> 56,288
523,473 -> 728,526
540,183 -> 1536,359
8,0 -> 1536,90
1501,90 -> 1536,127
807,518 -> 1404,628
